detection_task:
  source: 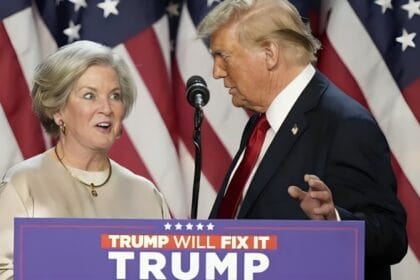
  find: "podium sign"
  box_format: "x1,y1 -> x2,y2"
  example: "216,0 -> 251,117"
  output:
14,218 -> 364,280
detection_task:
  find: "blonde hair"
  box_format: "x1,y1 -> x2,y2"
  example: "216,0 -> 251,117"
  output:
32,40 -> 137,135
198,0 -> 321,65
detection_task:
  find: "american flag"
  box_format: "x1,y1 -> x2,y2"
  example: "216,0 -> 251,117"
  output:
0,0 -> 418,278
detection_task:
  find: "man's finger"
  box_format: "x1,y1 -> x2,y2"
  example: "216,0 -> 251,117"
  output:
288,185 -> 306,201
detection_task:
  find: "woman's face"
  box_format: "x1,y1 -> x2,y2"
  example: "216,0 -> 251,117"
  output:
55,65 -> 125,153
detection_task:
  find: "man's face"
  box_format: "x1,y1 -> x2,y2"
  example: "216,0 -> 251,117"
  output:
210,24 -> 271,112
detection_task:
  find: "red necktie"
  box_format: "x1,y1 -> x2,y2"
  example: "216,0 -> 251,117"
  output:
217,113 -> 270,218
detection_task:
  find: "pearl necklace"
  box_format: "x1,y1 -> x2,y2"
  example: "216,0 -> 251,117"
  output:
54,146 -> 112,197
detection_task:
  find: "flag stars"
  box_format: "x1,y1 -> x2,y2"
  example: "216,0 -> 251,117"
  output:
68,0 -> 87,12
166,2 -> 180,17
97,0 -> 120,18
402,0 -> 420,19
375,0 -> 393,13
396,29 -> 416,51
63,21 -> 81,43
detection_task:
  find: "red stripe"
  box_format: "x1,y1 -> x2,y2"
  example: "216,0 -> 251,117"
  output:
109,126 -> 153,183
124,28 -> 178,146
392,156 -> 420,260
402,78 -> 420,123
173,59 -> 232,191
0,23 -> 45,158
317,35 -> 370,110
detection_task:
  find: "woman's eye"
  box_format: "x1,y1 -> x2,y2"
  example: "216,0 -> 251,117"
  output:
110,92 -> 122,101
83,92 -> 95,100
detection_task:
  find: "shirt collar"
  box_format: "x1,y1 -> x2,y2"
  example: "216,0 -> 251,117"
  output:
266,64 -> 316,132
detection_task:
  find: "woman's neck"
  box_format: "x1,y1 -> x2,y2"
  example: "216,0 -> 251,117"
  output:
55,141 -> 109,171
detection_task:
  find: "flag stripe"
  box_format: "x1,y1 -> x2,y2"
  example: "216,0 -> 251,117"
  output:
176,4 -> 249,158
317,35 -> 369,109
0,106 -> 23,173
178,142 -> 217,218
114,43 -> 188,218
108,127 -> 153,182
124,28 -> 178,146
402,79 -> 420,123
173,61 -> 232,191
0,23 -> 45,159
325,0 -> 420,197
0,2 -> 418,279
323,0 -> 420,273
392,157 -> 420,259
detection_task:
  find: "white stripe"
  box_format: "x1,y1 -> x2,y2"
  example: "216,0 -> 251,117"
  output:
2,5 -> 54,174
326,0 -> 420,197
153,16 -> 171,76
176,4 -> 249,158
392,246 -> 420,280
179,142 -> 216,219
113,44 -> 188,218
0,106 -> 23,177
3,7 -> 57,90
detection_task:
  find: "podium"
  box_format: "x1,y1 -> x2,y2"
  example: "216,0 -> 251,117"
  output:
14,218 -> 364,280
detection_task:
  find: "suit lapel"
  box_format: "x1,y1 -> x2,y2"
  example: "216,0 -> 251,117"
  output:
238,72 -> 329,217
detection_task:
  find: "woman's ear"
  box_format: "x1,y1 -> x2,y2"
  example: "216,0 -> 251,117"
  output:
263,41 -> 280,70
53,111 -> 63,126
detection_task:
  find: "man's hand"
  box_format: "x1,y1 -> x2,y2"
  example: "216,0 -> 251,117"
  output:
288,174 -> 337,220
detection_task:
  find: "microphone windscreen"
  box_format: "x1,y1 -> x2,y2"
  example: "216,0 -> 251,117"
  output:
186,75 -> 210,107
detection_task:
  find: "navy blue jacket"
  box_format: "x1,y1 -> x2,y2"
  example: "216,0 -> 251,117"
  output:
210,72 -> 407,280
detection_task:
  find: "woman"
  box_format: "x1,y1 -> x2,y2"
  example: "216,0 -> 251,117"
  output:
0,40 -> 170,279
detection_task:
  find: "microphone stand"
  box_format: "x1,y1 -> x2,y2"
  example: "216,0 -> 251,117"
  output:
191,107 -> 203,219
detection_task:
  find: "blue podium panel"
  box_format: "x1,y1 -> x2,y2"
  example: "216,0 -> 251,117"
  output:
14,218 -> 364,280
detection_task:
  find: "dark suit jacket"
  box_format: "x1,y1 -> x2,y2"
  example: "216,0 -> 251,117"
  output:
209,72 -> 407,280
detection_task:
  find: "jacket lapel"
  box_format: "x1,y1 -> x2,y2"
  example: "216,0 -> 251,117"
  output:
238,72 -> 329,217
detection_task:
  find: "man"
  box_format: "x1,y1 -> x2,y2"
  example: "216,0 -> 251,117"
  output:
198,0 -> 407,279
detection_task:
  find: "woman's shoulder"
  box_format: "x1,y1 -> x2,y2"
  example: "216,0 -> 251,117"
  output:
109,159 -> 156,190
1,152 -> 51,184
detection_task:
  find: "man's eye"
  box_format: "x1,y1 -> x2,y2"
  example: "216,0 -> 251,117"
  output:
110,92 -> 122,100
83,92 -> 95,100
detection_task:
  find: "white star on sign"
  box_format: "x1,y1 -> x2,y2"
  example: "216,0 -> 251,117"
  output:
175,222 -> 183,230
185,223 -> 194,230
97,0 -> 120,18
63,21 -> 81,43
196,223 -> 204,230
206,222 -> 215,231
164,222 -> 172,230
166,2 -> 180,17
68,0 -> 87,12
396,29 -> 416,51
401,0 -> 420,19
375,0 -> 393,13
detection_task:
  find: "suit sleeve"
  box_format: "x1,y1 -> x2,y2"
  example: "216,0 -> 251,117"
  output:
325,117 -> 407,264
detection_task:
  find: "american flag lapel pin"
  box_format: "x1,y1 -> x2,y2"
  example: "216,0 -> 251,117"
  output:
291,124 -> 299,135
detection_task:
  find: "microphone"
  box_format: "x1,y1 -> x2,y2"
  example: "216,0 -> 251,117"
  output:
186,75 -> 210,109
185,76 -> 209,219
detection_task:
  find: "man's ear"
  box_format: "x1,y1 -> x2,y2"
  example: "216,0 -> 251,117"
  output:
263,41 -> 281,70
